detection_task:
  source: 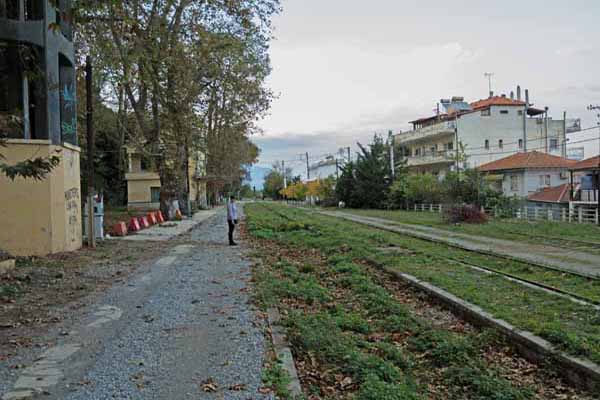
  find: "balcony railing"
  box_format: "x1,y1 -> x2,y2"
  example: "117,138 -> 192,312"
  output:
405,150 -> 456,167
395,120 -> 456,144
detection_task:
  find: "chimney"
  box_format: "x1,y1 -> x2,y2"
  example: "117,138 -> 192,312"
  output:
525,89 -> 530,106
501,94 -> 506,98
517,86 -> 521,101
510,91 -> 514,100
489,91 -> 494,98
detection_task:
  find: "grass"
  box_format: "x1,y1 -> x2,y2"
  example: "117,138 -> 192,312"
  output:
343,209 -> 600,250
247,204 -> 544,399
248,203 -> 600,368
263,360 -> 293,399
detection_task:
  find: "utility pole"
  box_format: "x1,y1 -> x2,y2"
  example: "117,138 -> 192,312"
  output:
305,152 -> 310,180
335,158 -> 339,179
347,147 -> 351,163
587,104 -> 600,226
563,111 -> 567,158
85,56 -> 96,248
282,160 -> 287,188
523,89 -> 530,152
388,130 -> 395,178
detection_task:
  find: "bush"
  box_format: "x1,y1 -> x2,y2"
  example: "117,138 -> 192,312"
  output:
443,204 -> 488,224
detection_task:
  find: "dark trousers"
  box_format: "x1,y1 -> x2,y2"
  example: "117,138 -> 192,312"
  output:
228,220 -> 236,244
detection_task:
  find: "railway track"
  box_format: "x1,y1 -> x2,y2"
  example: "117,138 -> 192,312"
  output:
262,204 -> 600,309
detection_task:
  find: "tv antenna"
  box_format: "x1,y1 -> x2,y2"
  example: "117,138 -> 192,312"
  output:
484,72 -> 494,95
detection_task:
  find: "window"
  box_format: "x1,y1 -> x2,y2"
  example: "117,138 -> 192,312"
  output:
500,110 -> 509,115
151,187 -> 161,203
446,142 -> 454,151
510,175 -> 519,192
481,109 -> 491,117
430,146 -> 436,154
518,110 -> 524,116
550,138 -> 558,150
484,139 -> 489,150
518,139 -> 523,149
539,175 -> 551,187
498,139 -> 503,149
415,148 -> 421,156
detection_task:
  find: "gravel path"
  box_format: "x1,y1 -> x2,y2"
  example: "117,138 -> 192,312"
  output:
1,206 -> 271,400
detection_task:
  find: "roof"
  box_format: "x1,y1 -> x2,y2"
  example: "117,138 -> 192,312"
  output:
471,96 -> 526,110
478,151 -> 577,172
528,183 -> 572,204
571,156 -> 600,171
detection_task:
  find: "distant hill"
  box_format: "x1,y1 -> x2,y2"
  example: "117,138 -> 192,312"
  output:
244,165 -> 271,190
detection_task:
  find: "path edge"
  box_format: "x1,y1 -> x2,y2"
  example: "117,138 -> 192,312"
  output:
267,307 -> 303,398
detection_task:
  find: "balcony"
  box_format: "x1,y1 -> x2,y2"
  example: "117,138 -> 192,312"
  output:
406,150 -> 456,167
395,120 -> 456,145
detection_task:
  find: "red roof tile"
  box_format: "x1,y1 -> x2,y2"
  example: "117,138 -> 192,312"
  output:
478,151 -> 577,172
528,183 -> 572,203
471,96 -> 525,110
571,156 -> 600,171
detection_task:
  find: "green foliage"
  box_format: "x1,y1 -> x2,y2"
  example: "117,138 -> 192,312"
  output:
404,173 -> 443,205
355,375 -> 422,400
262,361 -> 292,399
0,136 -> 61,181
336,135 -> 396,209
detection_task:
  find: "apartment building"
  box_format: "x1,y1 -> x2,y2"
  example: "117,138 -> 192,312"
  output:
394,88 -> 570,177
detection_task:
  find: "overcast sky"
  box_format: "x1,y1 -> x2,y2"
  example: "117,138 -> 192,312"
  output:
253,0 -> 600,172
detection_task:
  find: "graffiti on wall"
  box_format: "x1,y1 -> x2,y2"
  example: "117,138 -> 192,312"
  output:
62,84 -> 76,111
65,187 -> 80,243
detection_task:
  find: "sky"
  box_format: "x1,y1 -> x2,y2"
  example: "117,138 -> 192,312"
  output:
252,0 -> 600,177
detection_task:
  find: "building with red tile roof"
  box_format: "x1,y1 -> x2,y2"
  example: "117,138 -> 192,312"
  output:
528,183 -> 572,204
478,151 -> 577,172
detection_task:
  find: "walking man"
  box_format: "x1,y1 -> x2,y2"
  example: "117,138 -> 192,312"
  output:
227,196 -> 238,246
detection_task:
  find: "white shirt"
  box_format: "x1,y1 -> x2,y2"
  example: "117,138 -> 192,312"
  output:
227,201 -> 237,221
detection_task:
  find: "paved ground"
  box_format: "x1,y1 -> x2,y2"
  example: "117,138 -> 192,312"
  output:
1,207 -> 271,400
322,211 -> 600,278
119,209 -> 219,241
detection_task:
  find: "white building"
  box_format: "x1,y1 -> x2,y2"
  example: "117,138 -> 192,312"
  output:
308,156 -> 338,180
478,151 -> 576,198
395,89 -> 571,176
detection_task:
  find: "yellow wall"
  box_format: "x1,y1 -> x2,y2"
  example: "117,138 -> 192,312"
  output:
0,140 -> 82,256
125,172 -> 161,210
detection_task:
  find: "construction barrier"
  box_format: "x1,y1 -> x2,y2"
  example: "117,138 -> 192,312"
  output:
128,217 -> 141,233
156,211 -> 165,223
147,212 -> 157,225
112,222 -> 128,237
138,216 -> 150,229
175,209 -> 183,221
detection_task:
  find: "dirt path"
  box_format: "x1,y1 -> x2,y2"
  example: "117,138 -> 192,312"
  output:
1,207 -> 271,400
322,210 -> 600,278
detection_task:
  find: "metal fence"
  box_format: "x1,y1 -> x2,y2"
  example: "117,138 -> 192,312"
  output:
412,203 -> 600,225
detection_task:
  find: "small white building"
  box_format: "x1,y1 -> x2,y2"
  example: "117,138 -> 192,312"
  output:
478,151 -> 576,198
395,89 -> 572,177
308,156 -> 338,180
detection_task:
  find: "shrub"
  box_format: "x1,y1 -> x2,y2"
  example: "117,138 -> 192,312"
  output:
443,204 -> 488,224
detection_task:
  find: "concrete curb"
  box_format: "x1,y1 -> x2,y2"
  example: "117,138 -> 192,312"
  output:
0,259 -> 15,275
372,262 -> 600,393
267,308 -> 303,398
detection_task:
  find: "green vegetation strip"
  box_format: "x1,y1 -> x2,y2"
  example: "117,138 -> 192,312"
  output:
247,204 -> 539,399
252,204 -> 600,368
345,209 -> 600,254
